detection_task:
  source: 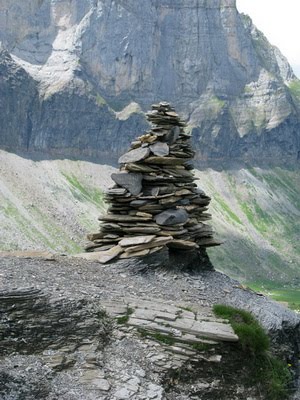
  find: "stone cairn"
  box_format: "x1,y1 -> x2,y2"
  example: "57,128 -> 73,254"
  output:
86,102 -> 220,263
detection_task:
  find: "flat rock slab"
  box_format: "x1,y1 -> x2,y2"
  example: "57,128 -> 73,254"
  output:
106,188 -> 127,196
118,147 -> 150,164
167,240 -> 199,250
122,227 -> 161,234
155,209 -> 189,226
75,245 -> 123,264
119,235 -> 156,247
125,163 -> 156,173
102,297 -> 238,345
111,172 -> 142,196
150,142 -> 169,157
119,249 -> 150,259
197,238 -> 222,247
125,236 -> 173,253
144,156 -> 186,165
99,215 -> 152,223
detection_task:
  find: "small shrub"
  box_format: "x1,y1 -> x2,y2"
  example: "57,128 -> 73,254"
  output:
191,342 -> 212,352
116,306 -> 134,325
256,355 -> 292,400
137,328 -> 175,345
116,315 -> 129,324
213,304 -> 291,399
213,304 -> 269,354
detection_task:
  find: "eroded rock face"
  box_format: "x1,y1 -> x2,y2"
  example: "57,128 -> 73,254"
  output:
0,287 -> 111,356
0,0 -> 300,165
0,49 -> 39,152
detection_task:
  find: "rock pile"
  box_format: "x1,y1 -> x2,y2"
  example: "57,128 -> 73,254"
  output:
86,102 -> 220,263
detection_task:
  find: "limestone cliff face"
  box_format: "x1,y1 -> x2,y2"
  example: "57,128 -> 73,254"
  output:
0,0 -> 299,165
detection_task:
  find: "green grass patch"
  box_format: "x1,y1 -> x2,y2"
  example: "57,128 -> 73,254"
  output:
116,306 -> 134,325
213,305 -> 291,399
116,315 -> 130,324
214,194 -> 242,225
288,79 -> 300,103
178,305 -> 194,313
211,95 -> 226,108
62,173 -> 104,206
247,282 -> 300,311
268,289 -> 300,311
213,304 -> 269,354
137,328 -> 176,345
240,201 -> 270,233
253,355 -> 292,400
30,205 -> 81,254
191,342 -> 213,352
95,93 -> 106,106
147,332 -> 175,345
3,203 -> 57,251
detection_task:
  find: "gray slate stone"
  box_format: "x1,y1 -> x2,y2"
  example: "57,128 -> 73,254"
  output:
118,147 -> 150,164
119,235 -> 155,247
111,172 -> 142,196
155,209 -> 189,226
150,142 -> 169,157
164,126 -> 180,144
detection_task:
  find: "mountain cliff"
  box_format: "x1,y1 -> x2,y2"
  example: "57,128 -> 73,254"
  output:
0,0 -> 299,165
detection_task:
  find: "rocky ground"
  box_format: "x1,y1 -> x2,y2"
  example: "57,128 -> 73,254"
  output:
0,150 -> 299,287
0,253 -> 299,400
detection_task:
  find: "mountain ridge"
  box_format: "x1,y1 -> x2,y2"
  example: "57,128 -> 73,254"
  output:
0,0 -> 300,166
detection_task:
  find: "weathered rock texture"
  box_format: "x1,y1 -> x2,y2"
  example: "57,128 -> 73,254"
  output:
0,0 -> 300,165
0,255 -> 299,399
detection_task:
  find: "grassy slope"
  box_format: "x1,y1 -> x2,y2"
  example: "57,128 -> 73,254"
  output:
0,151 -> 113,254
196,168 -> 300,310
0,151 -> 299,309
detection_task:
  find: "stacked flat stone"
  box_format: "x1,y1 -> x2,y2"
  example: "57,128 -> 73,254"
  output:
86,102 -> 220,263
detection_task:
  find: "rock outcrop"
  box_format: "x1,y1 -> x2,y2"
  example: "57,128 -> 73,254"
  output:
0,0 -> 300,165
0,255 -> 299,399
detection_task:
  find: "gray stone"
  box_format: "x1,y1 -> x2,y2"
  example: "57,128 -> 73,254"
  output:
125,236 -> 173,253
119,235 -> 156,247
119,249 -> 150,259
146,383 -> 164,400
93,245 -> 124,264
111,173 -> 143,196
154,209 -> 189,226
100,214 -> 152,223
114,387 -> 133,399
118,147 -> 150,164
125,163 -> 157,173
144,156 -> 186,165
167,240 -> 199,250
91,378 -> 110,391
122,227 -> 161,234
150,142 -> 169,157
164,126 -> 181,144
129,200 -> 148,207
107,188 -> 127,196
